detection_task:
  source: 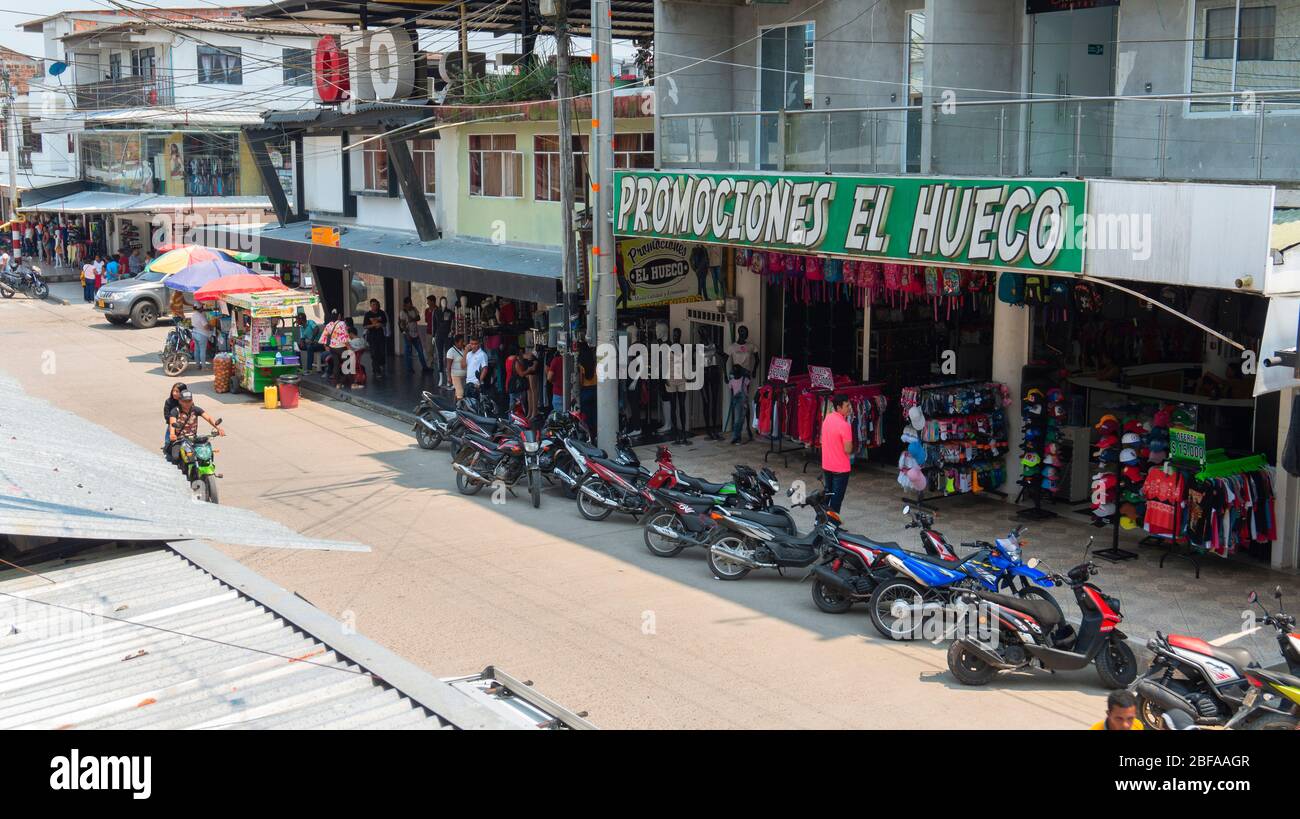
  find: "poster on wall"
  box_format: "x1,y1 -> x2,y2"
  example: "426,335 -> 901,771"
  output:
615,238 -> 726,308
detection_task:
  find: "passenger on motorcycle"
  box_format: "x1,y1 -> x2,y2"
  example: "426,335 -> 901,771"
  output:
166,389 -> 225,465
163,382 -> 188,449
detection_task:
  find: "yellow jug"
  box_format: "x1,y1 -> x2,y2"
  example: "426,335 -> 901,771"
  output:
264,384 -> 279,409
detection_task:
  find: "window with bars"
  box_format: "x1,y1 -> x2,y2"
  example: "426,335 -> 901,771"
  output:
468,134 -> 523,198
412,138 -> 436,195
197,45 -> 242,84
533,134 -> 589,202
612,132 -> 655,169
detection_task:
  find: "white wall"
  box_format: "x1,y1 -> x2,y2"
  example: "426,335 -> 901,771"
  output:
303,135 -> 344,214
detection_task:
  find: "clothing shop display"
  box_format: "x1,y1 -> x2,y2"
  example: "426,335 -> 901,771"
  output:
897,380 -> 1011,499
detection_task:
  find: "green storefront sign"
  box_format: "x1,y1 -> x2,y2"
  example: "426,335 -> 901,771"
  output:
613,170 -> 1088,274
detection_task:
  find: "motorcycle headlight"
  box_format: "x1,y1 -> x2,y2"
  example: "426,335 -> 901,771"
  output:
195,444 -> 213,460
523,440 -> 539,452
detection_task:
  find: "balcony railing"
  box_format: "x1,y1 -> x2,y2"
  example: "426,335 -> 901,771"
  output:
75,74 -> 175,111
659,90 -> 1300,183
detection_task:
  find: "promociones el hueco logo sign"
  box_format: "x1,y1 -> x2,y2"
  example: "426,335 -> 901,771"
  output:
613,171 -> 1087,274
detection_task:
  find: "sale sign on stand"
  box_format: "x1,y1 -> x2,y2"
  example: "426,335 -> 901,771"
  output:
808,366 -> 834,391
767,357 -> 792,383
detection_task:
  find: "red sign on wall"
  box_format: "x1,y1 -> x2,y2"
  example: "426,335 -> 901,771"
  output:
314,35 -> 349,104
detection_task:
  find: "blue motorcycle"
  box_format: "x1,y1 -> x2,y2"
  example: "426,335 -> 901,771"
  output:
867,509 -> 1062,641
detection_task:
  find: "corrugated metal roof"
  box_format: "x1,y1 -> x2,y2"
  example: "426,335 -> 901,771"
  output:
18,190 -> 150,214
0,373 -> 365,552
20,192 -> 271,215
0,544 -> 454,729
34,108 -> 264,134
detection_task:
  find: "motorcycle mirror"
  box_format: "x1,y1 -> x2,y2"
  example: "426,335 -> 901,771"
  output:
215,418 -> 223,426
1248,590 -> 1258,604
1274,585 -> 1283,600
1082,535 -> 1094,556
902,505 -> 911,516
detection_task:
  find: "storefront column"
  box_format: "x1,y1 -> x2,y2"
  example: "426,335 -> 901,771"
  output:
992,297 -> 1030,497
1273,388 -> 1299,570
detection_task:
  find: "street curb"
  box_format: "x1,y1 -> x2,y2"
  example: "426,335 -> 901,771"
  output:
297,377 -> 418,425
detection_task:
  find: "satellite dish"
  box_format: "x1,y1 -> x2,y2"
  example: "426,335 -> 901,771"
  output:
49,62 -> 68,77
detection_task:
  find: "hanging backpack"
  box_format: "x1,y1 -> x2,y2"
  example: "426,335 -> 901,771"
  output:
997,271 -> 1025,305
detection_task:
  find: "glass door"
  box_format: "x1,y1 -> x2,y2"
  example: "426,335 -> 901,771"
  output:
758,22 -> 814,169
1028,7 -> 1117,177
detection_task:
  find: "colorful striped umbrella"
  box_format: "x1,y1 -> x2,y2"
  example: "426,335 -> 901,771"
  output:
146,245 -> 233,276
193,273 -> 290,303
164,260 -> 252,293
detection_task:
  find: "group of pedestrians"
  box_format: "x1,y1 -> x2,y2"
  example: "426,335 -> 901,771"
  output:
80,249 -> 147,302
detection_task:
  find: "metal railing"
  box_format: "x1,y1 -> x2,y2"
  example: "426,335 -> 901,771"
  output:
74,74 -> 175,110
658,90 -> 1300,183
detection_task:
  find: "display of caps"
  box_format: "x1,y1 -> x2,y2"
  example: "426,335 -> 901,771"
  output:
1094,413 -> 1119,430
1171,408 -> 1194,427
1121,432 -> 1141,445
1148,450 -> 1167,464
1149,438 -> 1168,452
1097,449 -> 1119,463
1120,516 -> 1139,530
1122,464 -> 1145,483
1047,388 -> 1064,403
1095,434 -> 1120,449
908,405 -> 926,431
1024,387 -> 1045,403
1120,448 -> 1139,464
1021,452 -> 1042,468
1093,503 -> 1116,517
1152,408 -> 1172,428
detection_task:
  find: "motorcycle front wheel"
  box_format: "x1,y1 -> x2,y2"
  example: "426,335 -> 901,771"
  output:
1095,637 -> 1138,689
414,416 -> 442,450
191,475 -> 219,504
529,468 -> 541,509
0,283 -> 13,298
32,282 -> 49,300
162,352 -> 190,377
575,474 -> 613,521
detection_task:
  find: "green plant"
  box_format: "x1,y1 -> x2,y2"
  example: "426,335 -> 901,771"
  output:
453,60 -> 592,106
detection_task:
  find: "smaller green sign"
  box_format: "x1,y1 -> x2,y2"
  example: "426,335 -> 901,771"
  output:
1169,427 -> 1207,466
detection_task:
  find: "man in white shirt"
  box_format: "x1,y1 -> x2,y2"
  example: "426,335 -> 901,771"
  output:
464,338 -> 489,399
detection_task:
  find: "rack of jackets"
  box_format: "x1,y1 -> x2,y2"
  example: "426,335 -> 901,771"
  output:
1144,457 -> 1276,558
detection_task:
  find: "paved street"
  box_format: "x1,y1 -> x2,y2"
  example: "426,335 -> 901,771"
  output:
3,293 -> 1291,729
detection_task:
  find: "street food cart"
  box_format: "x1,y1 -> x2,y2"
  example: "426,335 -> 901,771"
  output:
222,290 -> 318,394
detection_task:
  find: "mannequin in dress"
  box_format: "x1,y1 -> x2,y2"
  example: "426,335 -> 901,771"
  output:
725,325 -> 756,443
667,327 -> 688,440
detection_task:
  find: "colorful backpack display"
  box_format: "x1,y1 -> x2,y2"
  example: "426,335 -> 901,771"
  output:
997,271 -> 1025,305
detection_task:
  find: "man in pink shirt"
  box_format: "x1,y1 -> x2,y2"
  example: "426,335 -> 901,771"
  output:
820,394 -> 854,514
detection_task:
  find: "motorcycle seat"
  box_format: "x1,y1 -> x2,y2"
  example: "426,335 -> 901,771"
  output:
678,473 -> 729,495
838,532 -> 900,552
725,508 -> 792,529
967,589 -> 1063,629
1166,634 -> 1253,670
656,488 -> 722,508
589,456 -> 642,478
571,439 -> 606,459
461,411 -> 500,433
464,432 -> 502,452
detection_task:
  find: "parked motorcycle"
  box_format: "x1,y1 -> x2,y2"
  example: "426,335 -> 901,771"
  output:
574,443 -> 682,522
642,465 -> 792,558
161,317 -> 195,377
412,390 -> 460,450
176,419 -> 222,504
0,261 -> 48,300
1138,586 -> 1300,729
866,509 -> 1060,640
1227,666 -> 1300,731
705,488 -> 838,581
451,405 -> 544,507
946,547 -> 1137,690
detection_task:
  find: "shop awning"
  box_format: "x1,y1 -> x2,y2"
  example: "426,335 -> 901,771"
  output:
34,107 -> 265,134
19,191 -> 273,215
205,222 -> 564,305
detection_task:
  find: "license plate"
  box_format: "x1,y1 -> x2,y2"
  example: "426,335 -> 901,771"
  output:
1242,687 -> 1259,708
96,300 -> 107,308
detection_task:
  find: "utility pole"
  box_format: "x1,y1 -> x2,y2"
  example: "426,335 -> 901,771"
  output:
591,0 -> 617,451
2,70 -> 19,257
550,0 -> 577,411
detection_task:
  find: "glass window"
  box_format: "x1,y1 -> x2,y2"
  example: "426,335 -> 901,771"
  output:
80,133 -> 148,193
363,144 -> 389,193
109,53 -> 123,81
612,132 -> 654,169
1191,2 -> 1290,111
283,47 -> 312,87
197,45 -> 242,84
533,134 -> 588,202
468,133 -> 523,197
759,22 -> 814,111
182,133 -> 241,196
132,47 -> 156,78
412,138 -> 436,195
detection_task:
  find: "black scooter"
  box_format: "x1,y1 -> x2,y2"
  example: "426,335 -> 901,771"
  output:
642,465 -> 792,558
0,261 -> 48,300
412,390 -> 460,450
705,488 -> 838,581
947,542 -> 1138,690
